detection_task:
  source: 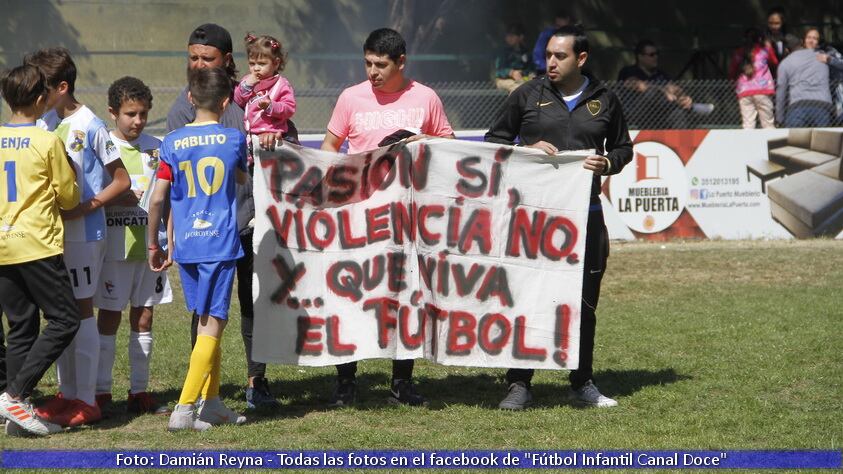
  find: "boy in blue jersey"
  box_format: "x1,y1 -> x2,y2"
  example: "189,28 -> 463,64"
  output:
25,47 -> 131,427
147,67 -> 248,431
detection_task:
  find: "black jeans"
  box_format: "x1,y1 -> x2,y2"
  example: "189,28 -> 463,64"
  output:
190,231 -> 265,379
336,360 -> 415,383
506,209 -> 609,390
0,255 -> 80,398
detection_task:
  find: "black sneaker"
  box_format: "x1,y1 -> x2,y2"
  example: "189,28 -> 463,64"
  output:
246,377 -> 280,410
388,379 -> 427,406
329,378 -> 357,407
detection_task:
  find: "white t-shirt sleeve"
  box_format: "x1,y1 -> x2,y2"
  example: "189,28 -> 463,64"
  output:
92,125 -> 122,166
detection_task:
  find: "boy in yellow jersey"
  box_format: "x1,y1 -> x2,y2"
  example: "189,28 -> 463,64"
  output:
0,64 -> 81,436
93,77 -> 172,416
148,67 -> 247,430
25,47 -> 131,427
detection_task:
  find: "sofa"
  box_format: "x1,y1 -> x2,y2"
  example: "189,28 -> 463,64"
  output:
766,129 -> 843,238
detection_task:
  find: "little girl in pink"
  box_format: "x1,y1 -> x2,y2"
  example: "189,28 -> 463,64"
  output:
233,33 -> 296,155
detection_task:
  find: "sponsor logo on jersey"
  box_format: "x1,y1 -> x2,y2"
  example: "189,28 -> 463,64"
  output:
193,218 -> 213,230
70,130 -> 85,152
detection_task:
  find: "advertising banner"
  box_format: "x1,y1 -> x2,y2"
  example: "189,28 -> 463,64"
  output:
603,129 -> 843,240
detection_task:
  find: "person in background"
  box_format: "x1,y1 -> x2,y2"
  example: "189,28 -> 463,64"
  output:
764,7 -> 795,68
532,10 -> 574,73
729,27 -> 778,129
807,27 -> 843,125
776,31 -> 833,127
494,23 -> 534,94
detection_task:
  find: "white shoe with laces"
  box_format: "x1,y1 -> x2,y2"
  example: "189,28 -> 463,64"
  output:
167,403 -> 211,431
197,397 -> 246,426
569,380 -> 618,407
0,392 -> 63,436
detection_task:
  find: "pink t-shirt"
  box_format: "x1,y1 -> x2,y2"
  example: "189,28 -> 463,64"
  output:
327,80 -> 454,154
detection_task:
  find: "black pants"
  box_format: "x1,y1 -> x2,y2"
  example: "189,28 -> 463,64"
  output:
0,308 -> 6,393
336,360 -> 414,382
190,231 -> 265,379
0,255 -> 80,398
506,209 -> 609,391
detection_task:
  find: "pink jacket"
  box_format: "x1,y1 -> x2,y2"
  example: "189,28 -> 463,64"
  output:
233,74 -> 296,135
729,45 -> 778,98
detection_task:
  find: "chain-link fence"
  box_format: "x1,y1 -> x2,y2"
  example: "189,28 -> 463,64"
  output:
4,79 -> 842,135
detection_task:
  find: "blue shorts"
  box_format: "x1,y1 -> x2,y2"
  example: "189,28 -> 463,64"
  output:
177,260 -> 237,320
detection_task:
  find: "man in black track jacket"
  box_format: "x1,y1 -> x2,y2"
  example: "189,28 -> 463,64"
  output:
485,24 -> 633,410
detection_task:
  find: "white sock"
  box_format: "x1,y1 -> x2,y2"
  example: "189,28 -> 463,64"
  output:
74,318 -> 100,406
96,334 -> 117,395
128,331 -> 153,394
56,336 -> 77,400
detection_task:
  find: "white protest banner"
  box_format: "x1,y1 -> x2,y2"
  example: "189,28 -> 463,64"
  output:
252,139 -> 593,369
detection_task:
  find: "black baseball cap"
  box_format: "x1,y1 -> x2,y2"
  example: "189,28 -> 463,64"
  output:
188,23 -> 233,54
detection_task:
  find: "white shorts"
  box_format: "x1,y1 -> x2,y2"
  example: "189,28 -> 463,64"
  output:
94,260 -> 173,311
64,240 -> 106,299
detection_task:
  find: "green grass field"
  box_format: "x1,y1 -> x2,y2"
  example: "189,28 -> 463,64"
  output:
2,239 -> 841,472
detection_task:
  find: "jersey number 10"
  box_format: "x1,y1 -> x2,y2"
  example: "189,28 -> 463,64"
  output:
178,157 -> 225,197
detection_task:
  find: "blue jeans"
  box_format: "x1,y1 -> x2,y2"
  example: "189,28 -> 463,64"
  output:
785,104 -> 833,127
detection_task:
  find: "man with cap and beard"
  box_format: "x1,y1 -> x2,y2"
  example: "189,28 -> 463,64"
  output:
166,23 -> 294,410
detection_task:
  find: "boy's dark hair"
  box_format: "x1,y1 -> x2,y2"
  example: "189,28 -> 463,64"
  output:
24,47 -> 77,95
506,23 -> 525,37
0,64 -> 48,109
551,25 -> 590,55
108,76 -> 153,111
363,28 -> 406,62
188,67 -> 231,110
634,38 -> 657,57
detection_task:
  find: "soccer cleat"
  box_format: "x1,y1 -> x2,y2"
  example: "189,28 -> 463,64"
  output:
168,404 -> 211,432
197,397 -> 246,426
95,393 -> 112,409
0,393 -> 63,436
35,392 -> 70,422
127,391 -> 171,415
329,378 -> 357,407
498,381 -> 533,410
569,380 -> 618,407
387,379 -> 427,407
246,377 -> 280,410
52,399 -> 102,427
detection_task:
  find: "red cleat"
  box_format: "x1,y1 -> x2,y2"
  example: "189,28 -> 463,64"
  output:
127,391 -> 171,415
52,399 -> 102,427
35,393 -> 70,422
95,393 -> 112,409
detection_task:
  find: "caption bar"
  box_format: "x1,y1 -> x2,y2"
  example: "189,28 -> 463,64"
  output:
2,450 -> 841,469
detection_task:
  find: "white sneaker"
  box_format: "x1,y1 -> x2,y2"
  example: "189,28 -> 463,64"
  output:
168,403 -> 211,432
197,398 -> 246,426
5,419 -> 29,437
0,392 -> 63,435
569,380 -> 618,407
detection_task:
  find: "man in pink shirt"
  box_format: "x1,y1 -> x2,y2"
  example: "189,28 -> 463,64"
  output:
321,28 -> 454,407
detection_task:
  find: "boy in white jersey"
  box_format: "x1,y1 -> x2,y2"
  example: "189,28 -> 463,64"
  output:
25,48 -> 131,427
93,77 -> 172,416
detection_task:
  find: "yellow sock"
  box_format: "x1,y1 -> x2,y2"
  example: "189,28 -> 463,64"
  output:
200,343 -> 221,400
178,335 -> 219,405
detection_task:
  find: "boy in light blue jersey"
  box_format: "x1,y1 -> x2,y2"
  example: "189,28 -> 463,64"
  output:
26,47 -> 131,427
147,67 -> 248,431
